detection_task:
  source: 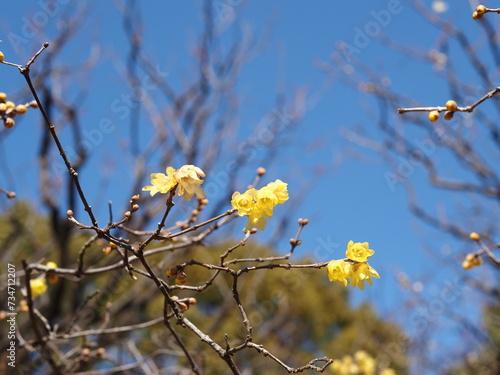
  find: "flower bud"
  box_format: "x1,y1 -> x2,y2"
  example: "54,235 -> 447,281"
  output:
28,100 -> 39,108
124,211 -> 132,218
472,11 -> 482,20
177,302 -> 189,311
428,110 -> 439,122
476,5 -> 487,15
469,232 -> 480,241
67,210 -> 74,217
0,92 -> 6,101
257,167 -> 267,176
46,271 -> 59,284
445,100 -> 457,112
131,204 -> 139,212
444,111 -> 454,121
166,266 -> 178,277
4,118 -> 15,128
15,104 -> 27,114
131,194 -> 140,203
0,51 -> 4,62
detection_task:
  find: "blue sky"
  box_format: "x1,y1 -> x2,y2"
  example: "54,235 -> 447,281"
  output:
0,1 -> 494,373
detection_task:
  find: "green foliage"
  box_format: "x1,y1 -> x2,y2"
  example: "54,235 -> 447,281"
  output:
1,203 -> 409,373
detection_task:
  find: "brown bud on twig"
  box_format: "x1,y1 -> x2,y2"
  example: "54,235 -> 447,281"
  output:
130,194 -> 140,203
166,265 -> 178,277
257,167 -> 266,176
289,238 -> 296,245
66,210 -> 74,217
177,302 -> 189,311
4,117 -> 15,128
124,211 -> 132,218
131,204 -> 139,212
6,191 -> 16,199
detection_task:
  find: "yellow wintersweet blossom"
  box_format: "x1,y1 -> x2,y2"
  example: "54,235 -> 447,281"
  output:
143,166 -> 177,196
346,240 -> 374,262
330,351 -> 382,375
231,189 -> 257,216
350,263 -> 380,290
327,241 -> 379,290
174,165 -> 206,200
231,180 -> 288,231
327,260 -> 352,287
30,278 -> 47,298
142,165 -> 205,200
256,187 -> 279,216
355,351 -> 376,375
266,179 -> 289,203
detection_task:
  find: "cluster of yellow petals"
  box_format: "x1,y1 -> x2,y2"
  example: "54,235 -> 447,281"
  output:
29,278 -> 47,298
231,179 -> 289,231
327,241 -> 380,290
330,350 -> 395,375
142,165 -> 205,200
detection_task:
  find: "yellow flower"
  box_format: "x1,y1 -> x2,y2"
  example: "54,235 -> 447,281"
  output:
245,213 -> 268,231
327,260 -> 352,287
355,351 -> 376,375
173,165 -> 206,200
231,190 -> 256,216
142,167 -> 177,196
255,187 -> 278,216
346,241 -> 375,262
380,369 -> 396,375
350,263 -> 380,290
266,179 -> 289,203
231,180 -> 288,231
30,278 -> 47,298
